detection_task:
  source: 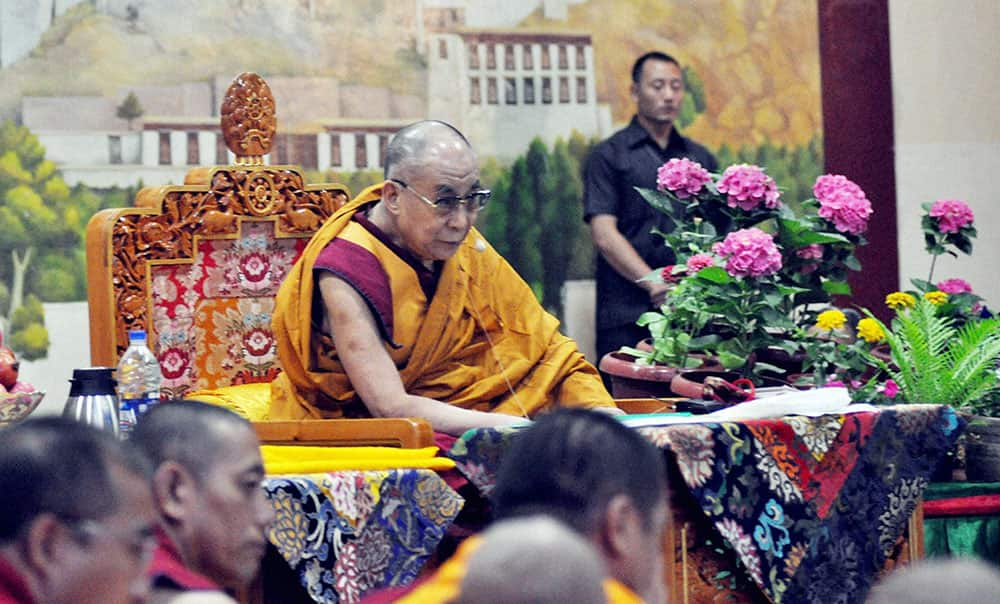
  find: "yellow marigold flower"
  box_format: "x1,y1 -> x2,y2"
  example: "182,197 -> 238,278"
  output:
856,318 -> 885,343
885,291 -> 916,310
924,291 -> 948,305
815,309 -> 847,331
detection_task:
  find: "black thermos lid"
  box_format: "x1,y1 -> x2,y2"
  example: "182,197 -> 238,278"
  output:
68,367 -> 117,396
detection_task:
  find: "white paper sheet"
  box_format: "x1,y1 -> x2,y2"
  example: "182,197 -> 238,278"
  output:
618,387 -> 880,428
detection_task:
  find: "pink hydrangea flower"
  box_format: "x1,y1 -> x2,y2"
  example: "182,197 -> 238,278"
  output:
656,158 -> 712,199
813,174 -> 873,235
937,278 -> 973,295
795,244 -> 824,260
686,253 -> 715,272
715,164 -> 781,211
711,228 -> 783,278
929,199 -> 974,233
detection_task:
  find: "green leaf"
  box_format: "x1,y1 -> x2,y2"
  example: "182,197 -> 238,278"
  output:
635,186 -> 680,219
718,351 -> 746,370
777,284 -> 812,296
753,361 -> 786,375
822,280 -> 853,295
694,266 -> 732,284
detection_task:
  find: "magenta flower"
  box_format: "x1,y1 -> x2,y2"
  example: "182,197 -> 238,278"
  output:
656,158 -> 712,199
660,265 -> 681,283
937,278 -> 973,295
715,164 -> 781,211
929,199 -> 974,234
795,244 -> 824,260
712,228 -> 783,278
880,379 -> 900,399
813,174 -> 873,235
824,380 -> 846,389
686,253 -> 715,272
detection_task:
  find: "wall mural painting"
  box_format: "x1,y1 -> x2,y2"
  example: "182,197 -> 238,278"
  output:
0,0 -> 821,359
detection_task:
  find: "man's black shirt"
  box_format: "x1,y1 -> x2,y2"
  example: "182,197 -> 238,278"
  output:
583,116 -> 718,331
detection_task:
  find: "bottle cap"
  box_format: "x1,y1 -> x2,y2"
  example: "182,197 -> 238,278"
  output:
128,330 -> 147,343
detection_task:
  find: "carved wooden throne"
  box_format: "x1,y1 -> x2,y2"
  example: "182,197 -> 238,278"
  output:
85,73 -> 431,447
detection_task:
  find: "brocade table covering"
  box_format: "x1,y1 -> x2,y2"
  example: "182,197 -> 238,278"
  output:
446,404 -> 962,604
264,469 -> 464,604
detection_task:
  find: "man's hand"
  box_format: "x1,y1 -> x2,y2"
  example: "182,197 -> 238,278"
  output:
643,280 -> 670,307
590,216 -> 665,304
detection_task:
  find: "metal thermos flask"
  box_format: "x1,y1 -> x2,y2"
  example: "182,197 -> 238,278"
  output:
63,367 -> 120,436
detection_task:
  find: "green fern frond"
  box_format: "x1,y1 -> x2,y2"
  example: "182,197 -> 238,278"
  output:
872,301 -> 1000,412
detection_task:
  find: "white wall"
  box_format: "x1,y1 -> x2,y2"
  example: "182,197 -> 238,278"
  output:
18,302 -> 91,418
889,0 -> 1000,309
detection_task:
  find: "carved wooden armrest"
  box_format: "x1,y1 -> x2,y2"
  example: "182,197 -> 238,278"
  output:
252,418 -> 434,449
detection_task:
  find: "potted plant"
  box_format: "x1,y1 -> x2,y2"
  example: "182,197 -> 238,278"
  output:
600,159 -> 873,395
840,199 -> 999,480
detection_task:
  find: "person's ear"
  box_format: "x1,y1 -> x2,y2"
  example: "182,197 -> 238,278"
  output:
23,513 -> 71,578
629,81 -> 640,103
153,460 -> 198,523
382,180 -> 402,214
602,493 -> 640,560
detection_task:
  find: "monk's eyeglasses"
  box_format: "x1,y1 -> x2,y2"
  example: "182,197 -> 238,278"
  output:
390,178 -> 491,216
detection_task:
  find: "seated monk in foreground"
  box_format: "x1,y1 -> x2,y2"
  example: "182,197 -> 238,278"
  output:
270,120 -> 617,434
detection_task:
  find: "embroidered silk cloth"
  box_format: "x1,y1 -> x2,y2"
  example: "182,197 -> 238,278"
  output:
151,221 -> 305,398
445,405 -> 963,604
264,469 -> 464,604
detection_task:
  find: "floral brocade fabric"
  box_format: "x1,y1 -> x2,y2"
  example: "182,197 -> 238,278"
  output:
638,405 -> 962,603
150,221 -> 307,398
264,469 -> 464,604
448,405 -> 962,604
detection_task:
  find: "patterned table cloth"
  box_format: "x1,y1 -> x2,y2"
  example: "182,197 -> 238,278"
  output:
446,404 -> 963,604
264,469 -> 464,604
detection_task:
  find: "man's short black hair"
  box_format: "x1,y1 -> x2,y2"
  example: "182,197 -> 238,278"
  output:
491,408 -> 667,535
383,119 -> 472,179
131,400 -> 252,480
0,417 -> 151,542
631,51 -> 681,83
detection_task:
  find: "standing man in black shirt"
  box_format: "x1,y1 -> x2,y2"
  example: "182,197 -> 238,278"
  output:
583,51 -> 717,379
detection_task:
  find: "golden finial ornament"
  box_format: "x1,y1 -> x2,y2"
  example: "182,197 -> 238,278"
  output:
219,73 -> 277,166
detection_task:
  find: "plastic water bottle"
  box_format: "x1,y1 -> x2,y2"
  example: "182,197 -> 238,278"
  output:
116,330 -> 162,438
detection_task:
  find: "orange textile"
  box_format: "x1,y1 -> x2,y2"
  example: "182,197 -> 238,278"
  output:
270,184 -> 613,419
396,536 -> 645,604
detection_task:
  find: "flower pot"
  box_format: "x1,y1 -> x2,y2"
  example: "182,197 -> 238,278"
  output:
599,349 -> 727,399
964,415 -> 1000,482
599,351 -> 680,399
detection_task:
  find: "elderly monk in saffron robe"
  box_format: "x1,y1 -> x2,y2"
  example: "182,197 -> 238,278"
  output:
270,120 -> 617,435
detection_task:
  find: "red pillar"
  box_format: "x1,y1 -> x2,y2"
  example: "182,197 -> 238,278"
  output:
818,0 -> 899,321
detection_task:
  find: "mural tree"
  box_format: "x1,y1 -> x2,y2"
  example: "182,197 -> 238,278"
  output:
477,136 -> 589,319
0,121 -> 82,360
116,91 -> 144,130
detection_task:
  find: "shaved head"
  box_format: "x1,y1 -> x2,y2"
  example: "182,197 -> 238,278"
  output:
458,516 -> 607,604
383,120 -> 474,181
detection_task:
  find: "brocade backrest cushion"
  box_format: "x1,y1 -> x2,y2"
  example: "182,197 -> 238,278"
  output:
151,221 -> 308,398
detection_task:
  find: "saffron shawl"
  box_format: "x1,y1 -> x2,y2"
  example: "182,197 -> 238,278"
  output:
270,184 -> 613,419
